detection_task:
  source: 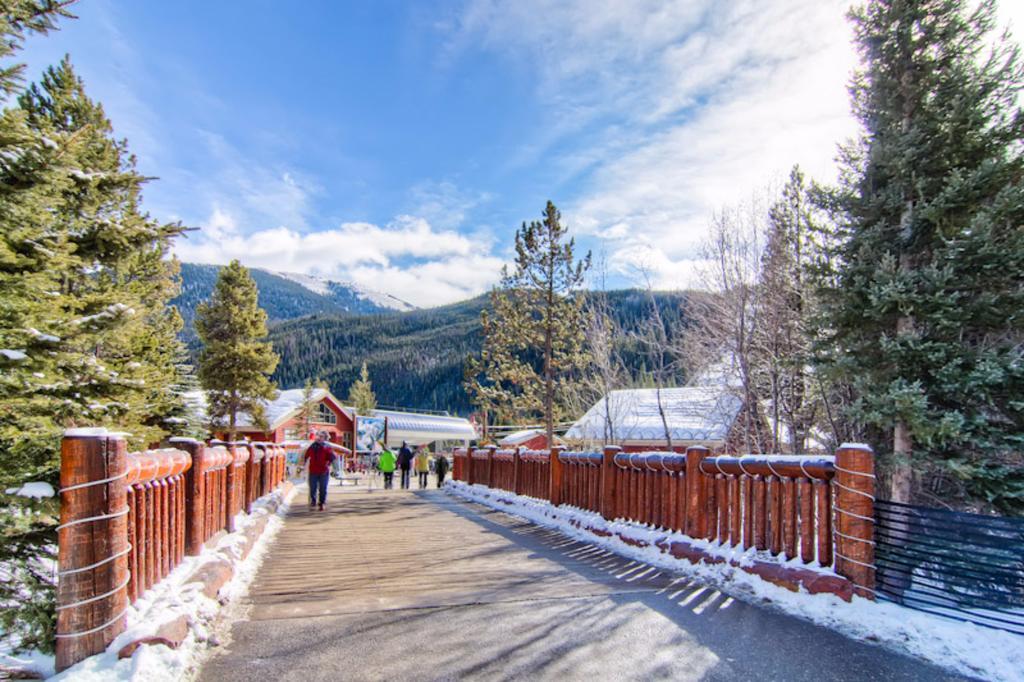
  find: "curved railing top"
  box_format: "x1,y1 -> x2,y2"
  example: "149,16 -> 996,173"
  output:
492,448 -> 516,462
700,454 -> 835,481
202,445 -> 235,472
559,451 -> 603,466
613,451 -> 686,472
125,448 -> 191,486
519,449 -> 551,462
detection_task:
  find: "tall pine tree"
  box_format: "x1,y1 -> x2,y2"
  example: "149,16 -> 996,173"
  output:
1,2 -> 188,653
196,260 -> 279,440
821,0 -> 1024,510
465,201 -> 591,444
16,57 -> 189,450
348,362 -> 376,415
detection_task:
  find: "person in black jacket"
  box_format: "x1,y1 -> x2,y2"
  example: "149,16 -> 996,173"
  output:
434,453 -> 450,488
397,441 -> 414,490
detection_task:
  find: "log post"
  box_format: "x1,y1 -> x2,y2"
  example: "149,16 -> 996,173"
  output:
512,446 -> 522,495
465,446 -> 475,485
171,438 -> 206,556
486,445 -> 497,488
601,445 -> 621,520
56,431 -> 130,672
685,446 -> 709,538
549,445 -> 566,506
834,443 -> 875,599
224,444 -> 238,532
242,443 -> 256,514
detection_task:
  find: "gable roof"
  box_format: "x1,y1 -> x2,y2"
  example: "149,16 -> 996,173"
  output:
564,386 -> 743,444
185,387 -> 353,432
258,387 -> 353,430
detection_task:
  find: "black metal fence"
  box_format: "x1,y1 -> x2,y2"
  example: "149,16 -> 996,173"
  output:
874,499 -> 1024,634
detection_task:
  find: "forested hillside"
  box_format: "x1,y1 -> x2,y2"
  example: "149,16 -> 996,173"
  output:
174,263 -> 411,345
268,290 -> 690,414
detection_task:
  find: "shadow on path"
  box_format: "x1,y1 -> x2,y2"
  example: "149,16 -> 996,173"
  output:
198,488 -> 966,682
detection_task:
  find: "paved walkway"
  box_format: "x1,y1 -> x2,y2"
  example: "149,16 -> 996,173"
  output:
198,485 -> 962,682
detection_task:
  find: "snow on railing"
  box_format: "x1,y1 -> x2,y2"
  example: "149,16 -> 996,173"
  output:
55,431 -> 289,672
447,442 -> 876,605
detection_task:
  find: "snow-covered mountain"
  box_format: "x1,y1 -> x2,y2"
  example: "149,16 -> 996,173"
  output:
268,269 -> 416,313
173,263 -> 417,347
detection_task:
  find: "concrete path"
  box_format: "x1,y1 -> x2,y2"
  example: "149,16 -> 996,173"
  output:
198,485 -> 963,682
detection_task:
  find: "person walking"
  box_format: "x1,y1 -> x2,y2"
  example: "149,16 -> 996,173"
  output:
434,452 -> 450,488
378,442 -> 397,490
302,431 -> 336,511
397,441 -> 414,490
414,447 -> 430,489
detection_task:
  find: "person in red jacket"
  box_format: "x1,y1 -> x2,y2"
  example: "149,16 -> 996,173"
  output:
302,431 -> 336,511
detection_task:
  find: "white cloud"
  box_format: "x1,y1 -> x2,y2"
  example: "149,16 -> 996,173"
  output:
173,211 -> 502,307
449,0 -> 860,286
348,252 -> 505,308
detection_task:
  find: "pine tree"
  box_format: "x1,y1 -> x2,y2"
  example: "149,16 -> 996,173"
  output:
0,2 -> 84,654
821,0 -> 1024,510
466,201 -> 591,444
195,260 -> 279,440
14,57 -> 188,450
348,362 -> 376,415
297,377 -> 328,438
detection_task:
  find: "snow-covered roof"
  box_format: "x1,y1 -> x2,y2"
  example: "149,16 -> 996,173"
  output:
497,429 -> 565,447
184,387 -> 353,432
499,429 -> 544,446
374,409 -> 477,446
564,386 -> 743,444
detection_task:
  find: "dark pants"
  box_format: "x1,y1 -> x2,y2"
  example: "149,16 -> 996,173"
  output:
382,472 -> 394,489
309,472 -> 329,506
436,472 -> 447,488
400,468 -> 411,489
418,472 -> 428,488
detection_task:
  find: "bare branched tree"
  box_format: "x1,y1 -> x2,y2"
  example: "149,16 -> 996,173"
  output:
683,196 -> 773,453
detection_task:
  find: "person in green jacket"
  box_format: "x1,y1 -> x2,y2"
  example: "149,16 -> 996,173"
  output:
377,442 -> 397,489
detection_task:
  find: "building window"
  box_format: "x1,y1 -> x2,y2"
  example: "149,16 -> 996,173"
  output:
315,402 -> 337,425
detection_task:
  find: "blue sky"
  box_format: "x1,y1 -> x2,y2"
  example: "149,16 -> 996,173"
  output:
17,0 -> 1023,306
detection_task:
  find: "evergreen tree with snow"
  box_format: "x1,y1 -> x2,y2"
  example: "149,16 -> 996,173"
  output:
348,362 -> 376,415
15,57 -> 188,449
820,0 -> 1024,511
195,260 -> 279,441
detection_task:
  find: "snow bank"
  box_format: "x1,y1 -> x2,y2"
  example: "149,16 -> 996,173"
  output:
23,484 -> 299,681
446,481 -> 1024,682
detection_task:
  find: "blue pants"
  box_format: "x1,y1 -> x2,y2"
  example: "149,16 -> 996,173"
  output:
309,472 -> 329,505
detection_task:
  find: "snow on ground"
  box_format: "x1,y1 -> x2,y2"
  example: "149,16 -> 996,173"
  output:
446,481 -> 1024,682
12,484 -> 299,681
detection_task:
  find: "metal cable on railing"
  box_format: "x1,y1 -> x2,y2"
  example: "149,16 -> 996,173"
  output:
874,498 -> 1024,635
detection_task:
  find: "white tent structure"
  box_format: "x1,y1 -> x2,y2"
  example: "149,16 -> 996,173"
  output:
564,386 -> 743,450
373,409 -> 477,448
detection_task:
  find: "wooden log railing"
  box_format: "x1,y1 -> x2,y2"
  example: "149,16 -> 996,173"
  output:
490,448 -> 516,491
56,431 -> 291,672
124,448 -> 190,603
517,449 -> 551,499
452,447 -> 469,482
450,443 -> 876,604
559,451 -> 604,514
696,454 -> 836,565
